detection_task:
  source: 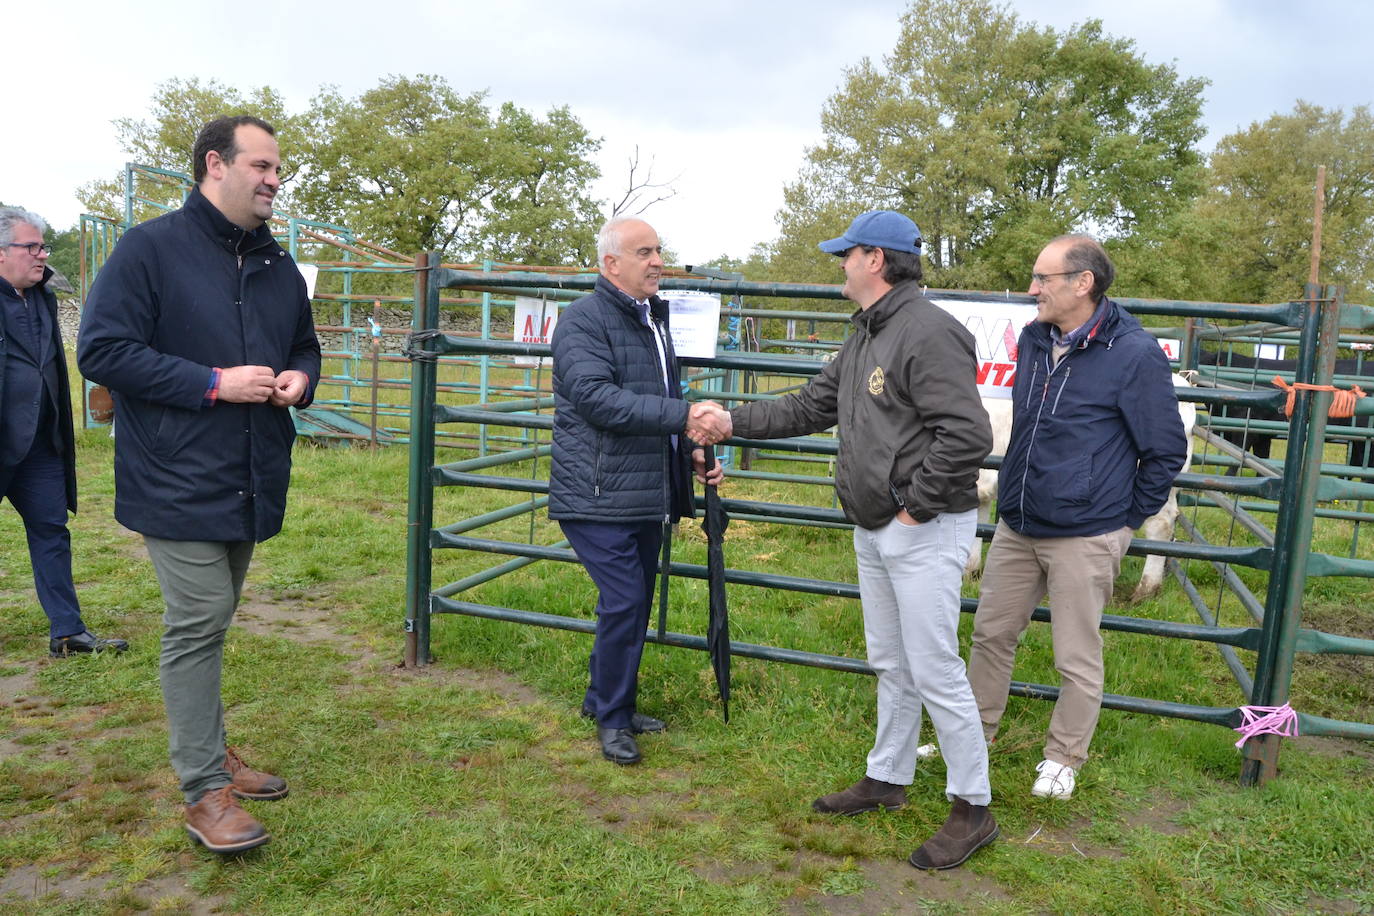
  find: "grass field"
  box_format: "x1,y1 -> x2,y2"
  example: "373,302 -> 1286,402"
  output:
2,394 -> 1373,914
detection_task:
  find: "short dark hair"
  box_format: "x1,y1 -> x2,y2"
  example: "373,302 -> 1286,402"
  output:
1053,234 -> 1114,300
192,115 -> 276,184
864,245 -> 923,285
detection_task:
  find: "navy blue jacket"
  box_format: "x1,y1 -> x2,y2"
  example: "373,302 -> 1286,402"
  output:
997,298 -> 1188,538
0,267 -> 77,511
548,275 -> 694,523
77,187 -> 320,542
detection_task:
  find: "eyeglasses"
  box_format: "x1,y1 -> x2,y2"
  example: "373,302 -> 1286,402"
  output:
5,242 -> 52,256
1030,270 -> 1084,286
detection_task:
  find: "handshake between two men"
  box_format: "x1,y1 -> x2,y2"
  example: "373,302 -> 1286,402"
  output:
686,401 -> 732,446
686,401 -> 731,487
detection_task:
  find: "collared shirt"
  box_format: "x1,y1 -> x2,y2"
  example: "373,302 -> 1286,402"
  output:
635,299 -> 672,398
603,282 -> 672,396
2,282 -> 40,356
1049,296 -> 1110,351
608,283 -> 678,449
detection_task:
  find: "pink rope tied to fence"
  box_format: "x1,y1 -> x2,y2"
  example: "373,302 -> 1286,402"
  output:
1233,703 -> 1300,748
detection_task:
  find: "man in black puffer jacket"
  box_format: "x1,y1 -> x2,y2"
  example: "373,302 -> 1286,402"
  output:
550,216 -> 725,767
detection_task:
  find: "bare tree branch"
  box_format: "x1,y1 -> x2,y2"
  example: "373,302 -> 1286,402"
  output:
609,145 -> 681,216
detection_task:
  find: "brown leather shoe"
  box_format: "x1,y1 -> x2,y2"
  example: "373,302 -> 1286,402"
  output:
185,785 -> 270,853
225,747 -> 289,801
812,776 -> 906,815
908,797 -> 998,870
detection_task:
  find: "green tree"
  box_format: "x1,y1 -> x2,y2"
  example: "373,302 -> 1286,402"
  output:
768,0 -> 1207,290
472,103 -> 603,265
78,77 -> 304,222
44,224 -> 80,292
1157,103 -> 1374,305
294,75 -> 602,264
77,75 -> 608,267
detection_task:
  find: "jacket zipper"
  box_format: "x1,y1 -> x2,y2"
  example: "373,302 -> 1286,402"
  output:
235,245 -> 254,535
837,324 -> 871,508
1016,349 -> 1059,528
1051,366 -> 1071,413
593,430 -> 603,497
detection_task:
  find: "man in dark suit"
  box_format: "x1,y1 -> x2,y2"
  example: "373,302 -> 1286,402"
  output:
0,206 -> 127,658
548,216 -> 727,766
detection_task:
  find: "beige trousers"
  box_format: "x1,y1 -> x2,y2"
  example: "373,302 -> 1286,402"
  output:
968,521 -> 1133,769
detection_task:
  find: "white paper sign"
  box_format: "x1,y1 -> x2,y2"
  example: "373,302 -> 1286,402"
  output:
1256,343 -> 1286,361
297,263 -> 318,299
1158,338 -> 1182,361
665,291 -> 721,359
513,297 -> 558,367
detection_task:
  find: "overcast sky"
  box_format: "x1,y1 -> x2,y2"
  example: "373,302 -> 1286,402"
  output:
7,0 -> 1371,264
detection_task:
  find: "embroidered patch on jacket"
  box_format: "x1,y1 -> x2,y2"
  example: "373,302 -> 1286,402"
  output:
868,366 -> 885,396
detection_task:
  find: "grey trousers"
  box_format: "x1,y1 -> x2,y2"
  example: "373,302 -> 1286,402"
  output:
853,510 -> 991,806
968,521 -> 1133,770
143,536 -> 255,803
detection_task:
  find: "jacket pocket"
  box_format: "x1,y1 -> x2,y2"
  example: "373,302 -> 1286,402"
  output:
593,430 -> 604,497
151,406 -> 195,460
1022,451 -> 1092,525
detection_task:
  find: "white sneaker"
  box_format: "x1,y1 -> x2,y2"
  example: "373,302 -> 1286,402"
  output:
1031,759 -> 1076,799
916,743 -> 940,761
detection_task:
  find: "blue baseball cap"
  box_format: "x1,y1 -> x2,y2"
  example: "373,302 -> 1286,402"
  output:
818,210 -> 923,255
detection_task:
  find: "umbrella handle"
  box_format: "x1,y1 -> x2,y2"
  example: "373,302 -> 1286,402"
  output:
657,521 -> 672,639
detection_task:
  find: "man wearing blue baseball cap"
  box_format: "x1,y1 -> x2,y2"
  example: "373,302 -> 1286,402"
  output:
815,209 -> 924,257
730,210 -> 997,870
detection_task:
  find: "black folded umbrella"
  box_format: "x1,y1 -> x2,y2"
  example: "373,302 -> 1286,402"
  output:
701,445 -> 732,722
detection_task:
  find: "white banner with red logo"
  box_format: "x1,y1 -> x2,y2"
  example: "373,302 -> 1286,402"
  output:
512,297 -> 558,367
929,299 -> 1178,399
929,299 -> 1036,399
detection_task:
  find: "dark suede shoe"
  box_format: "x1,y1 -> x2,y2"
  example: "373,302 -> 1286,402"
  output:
908,797 -> 999,870
185,785 -> 270,853
225,747 -> 289,801
581,705 -> 666,734
49,630 -> 129,658
598,726 -> 641,765
812,776 -> 906,815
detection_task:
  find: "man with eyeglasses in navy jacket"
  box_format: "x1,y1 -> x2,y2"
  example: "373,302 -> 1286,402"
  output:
0,206 -> 128,659
968,235 -> 1188,801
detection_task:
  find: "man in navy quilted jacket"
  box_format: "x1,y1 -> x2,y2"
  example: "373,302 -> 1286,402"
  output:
549,216 -> 726,767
